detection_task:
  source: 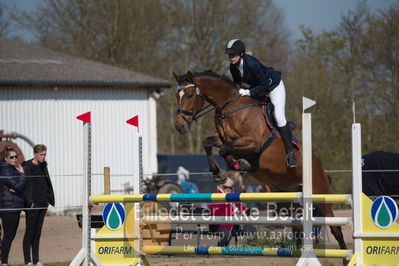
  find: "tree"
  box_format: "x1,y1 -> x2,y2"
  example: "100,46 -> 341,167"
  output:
14,0 -> 291,154
14,0 -> 168,75
289,1 -> 399,193
0,1 -> 13,37
156,0 -> 291,154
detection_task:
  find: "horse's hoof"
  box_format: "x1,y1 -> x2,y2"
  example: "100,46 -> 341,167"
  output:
214,169 -> 227,184
238,159 -> 252,171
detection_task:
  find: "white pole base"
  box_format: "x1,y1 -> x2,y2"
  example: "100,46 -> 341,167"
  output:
296,253 -> 322,266
69,248 -> 86,266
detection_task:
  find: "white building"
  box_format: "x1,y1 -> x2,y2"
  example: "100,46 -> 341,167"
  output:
0,38 -> 170,213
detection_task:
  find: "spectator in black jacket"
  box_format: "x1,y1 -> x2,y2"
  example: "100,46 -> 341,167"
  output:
22,144 -> 55,266
0,147 -> 27,266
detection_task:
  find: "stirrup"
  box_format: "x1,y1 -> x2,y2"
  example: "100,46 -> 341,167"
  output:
286,152 -> 297,168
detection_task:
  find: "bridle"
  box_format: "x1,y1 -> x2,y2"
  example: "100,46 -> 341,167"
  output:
176,81 -> 261,122
176,83 -> 214,121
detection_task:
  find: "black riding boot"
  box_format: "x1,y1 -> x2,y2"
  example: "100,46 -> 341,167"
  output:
278,124 -> 297,168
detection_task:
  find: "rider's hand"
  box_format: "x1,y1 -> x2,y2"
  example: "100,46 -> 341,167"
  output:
239,89 -> 250,96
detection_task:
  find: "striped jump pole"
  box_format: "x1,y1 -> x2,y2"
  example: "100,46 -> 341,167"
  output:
90,192 -> 351,204
142,246 -> 352,259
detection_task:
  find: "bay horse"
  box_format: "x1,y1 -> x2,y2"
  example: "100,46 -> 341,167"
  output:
173,70 -> 347,258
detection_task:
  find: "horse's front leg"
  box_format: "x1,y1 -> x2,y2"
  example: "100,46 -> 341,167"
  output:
220,136 -> 260,171
203,133 -> 227,184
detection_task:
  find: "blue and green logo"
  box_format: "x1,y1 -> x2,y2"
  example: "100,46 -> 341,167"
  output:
102,203 -> 126,230
371,196 -> 398,229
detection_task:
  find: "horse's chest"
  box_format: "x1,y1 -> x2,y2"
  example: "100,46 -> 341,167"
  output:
215,125 -> 239,143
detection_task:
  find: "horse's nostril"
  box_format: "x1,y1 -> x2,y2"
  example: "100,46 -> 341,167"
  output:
177,124 -> 185,132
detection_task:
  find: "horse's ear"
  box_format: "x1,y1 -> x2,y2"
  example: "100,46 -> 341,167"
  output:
172,72 -> 180,83
187,71 -> 194,82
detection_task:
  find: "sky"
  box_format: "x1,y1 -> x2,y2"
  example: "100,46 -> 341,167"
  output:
4,0 -> 396,42
277,0 -> 394,39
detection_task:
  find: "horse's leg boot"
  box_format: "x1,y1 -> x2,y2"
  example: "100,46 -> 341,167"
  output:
278,124 -> 297,168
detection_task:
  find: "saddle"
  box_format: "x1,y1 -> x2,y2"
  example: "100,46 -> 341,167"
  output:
261,100 -> 300,150
223,97 -> 300,171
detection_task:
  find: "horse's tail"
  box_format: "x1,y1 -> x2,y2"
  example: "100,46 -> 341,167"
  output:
326,174 -> 332,184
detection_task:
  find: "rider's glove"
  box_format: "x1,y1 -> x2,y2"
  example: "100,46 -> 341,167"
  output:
239,89 -> 250,96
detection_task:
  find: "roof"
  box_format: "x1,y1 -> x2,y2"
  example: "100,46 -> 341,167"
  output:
0,38 -> 171,89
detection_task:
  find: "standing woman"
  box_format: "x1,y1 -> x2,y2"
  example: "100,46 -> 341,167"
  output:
22,144 -> 55,266
0,147 -> 27,266
225,39 -> 297,168
208,177 -> 246,246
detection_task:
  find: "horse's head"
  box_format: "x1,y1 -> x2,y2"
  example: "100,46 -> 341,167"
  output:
173,71 -> 205,135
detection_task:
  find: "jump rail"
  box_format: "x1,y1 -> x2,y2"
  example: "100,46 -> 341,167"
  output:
143,216 -> 352,226
142,245 -> 352,259
90,192 -> 352,205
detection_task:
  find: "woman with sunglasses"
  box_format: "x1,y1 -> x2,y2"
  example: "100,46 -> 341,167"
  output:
0,147 -> 27,266
208,177 -> 246,246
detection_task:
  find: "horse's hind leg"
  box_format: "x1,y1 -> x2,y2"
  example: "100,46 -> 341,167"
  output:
318,203 -> 348,265
203,134 -> 226,184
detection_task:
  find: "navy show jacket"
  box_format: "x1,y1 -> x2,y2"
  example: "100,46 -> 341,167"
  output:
230,54 -> 282,97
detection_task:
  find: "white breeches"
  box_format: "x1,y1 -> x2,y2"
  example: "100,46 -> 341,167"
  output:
269,80 -> 287,127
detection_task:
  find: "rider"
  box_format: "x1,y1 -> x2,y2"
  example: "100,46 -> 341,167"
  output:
225,39 -> 297,168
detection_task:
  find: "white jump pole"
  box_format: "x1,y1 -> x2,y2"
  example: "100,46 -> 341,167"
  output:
143,216 -> 351,226
127,115 -> 146,266
297,97 -> 321,266
352,122 -> 363,264
70,114 -> 91,266
70,112 -> 101,266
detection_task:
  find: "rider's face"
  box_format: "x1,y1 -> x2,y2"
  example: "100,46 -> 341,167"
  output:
228,53 -> 241,65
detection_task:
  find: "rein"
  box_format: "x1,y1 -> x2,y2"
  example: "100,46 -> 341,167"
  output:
193,95 -> 240,121
176,83 -> 263,122
216,102 -> 263,119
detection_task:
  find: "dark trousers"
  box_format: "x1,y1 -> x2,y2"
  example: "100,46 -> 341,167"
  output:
23,208 -> 47,264
217,227 -> 233,247
0,212 -> 21,264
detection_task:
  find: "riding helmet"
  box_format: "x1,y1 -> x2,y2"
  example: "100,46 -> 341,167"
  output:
225,39 -> 246,54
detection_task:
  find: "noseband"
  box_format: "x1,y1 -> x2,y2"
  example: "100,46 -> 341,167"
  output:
176,84 -> 199,116
176,83 -> 211,120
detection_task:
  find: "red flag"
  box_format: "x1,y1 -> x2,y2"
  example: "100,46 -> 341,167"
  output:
76,111 -> 91,123
126,115 -> 139,128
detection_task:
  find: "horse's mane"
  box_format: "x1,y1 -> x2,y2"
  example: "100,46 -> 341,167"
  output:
182,70 -> 237,88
